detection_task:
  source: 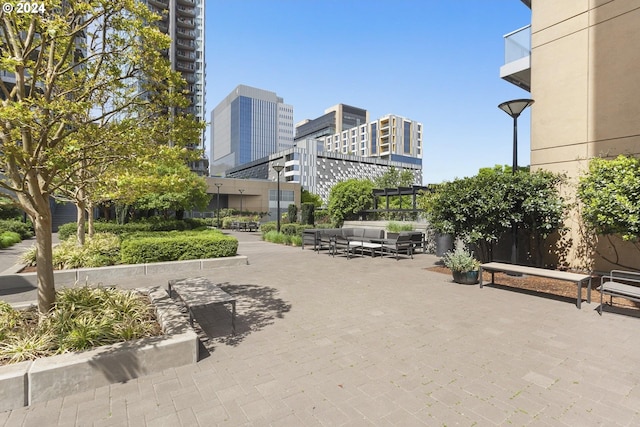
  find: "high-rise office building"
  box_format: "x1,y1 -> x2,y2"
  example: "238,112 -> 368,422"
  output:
210,85 -> 294,176
144,0 -> 207,174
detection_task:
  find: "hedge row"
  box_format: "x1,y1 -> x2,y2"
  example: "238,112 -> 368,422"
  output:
120,231 -> 238,264
58,218 -> 209,240
260,222 -> 312,236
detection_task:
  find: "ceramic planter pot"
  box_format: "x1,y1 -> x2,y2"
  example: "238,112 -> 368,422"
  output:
452,270 -> 479,285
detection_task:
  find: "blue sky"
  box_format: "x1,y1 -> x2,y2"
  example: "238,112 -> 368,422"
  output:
205,1 -> 532,184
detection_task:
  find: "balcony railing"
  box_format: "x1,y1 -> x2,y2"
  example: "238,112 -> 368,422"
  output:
504,25 -> 530,64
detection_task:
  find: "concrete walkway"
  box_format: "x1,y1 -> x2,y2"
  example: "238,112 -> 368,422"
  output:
1,231 -> 640,426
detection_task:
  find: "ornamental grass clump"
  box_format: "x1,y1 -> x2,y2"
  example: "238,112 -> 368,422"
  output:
442,246 -> 480,273
0,287 -> 161,365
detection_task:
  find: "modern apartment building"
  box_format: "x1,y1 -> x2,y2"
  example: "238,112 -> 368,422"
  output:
226,139 -> 422,204
294,104 -> 369,143
501,0 -> 640,270
320,114 -> 423,163
144,0 -> 207,174
210,85 -> 294,176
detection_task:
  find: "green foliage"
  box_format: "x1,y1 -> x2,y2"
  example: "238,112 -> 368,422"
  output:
301,190 -> 323,208
280,223 -> 310,236
0,287 -> 160,364
0,231 -> 21,248
0,1 -> 203,313
128,160 -> 211,214
260,222 -> 277,234
120,230 -> 238,264
578,155 -> 640,240
386,222 -> 414,232
328,179 -> 375,226
287,204 -> 298,223
57,219 -> 204,241
0,200 -> 21,220
301,203 -> 315,225
0,219 -> 34,240
374,166 -> 415,188
53,234 -> 121,269
262,230 -> 302,246
442,246 -> 480,272
419,167 -> 567,261
314,209 -> 332,225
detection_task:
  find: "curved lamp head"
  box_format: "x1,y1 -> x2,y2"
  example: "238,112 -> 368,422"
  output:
272,164 -> 284,173
498,99 -> 534,118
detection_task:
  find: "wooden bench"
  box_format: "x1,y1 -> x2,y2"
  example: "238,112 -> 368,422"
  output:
598,270 -> 640,315
479,262 -> 592,309
168,277 -> 236,334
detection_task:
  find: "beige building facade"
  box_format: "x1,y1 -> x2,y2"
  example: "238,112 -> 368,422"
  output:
503,0 -> 640,271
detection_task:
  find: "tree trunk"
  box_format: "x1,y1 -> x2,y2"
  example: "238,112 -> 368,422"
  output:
76,200 -> 86,246
87,203 -> 95,237
34,211 -> 56,313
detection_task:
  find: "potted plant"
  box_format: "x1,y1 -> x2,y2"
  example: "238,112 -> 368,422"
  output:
442,246 -> 480,284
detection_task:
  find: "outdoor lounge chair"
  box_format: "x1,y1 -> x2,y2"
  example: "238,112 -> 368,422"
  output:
381,234 -> 414,260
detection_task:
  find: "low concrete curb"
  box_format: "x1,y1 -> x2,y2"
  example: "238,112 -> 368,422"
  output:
0,256 -> 249,290
0,287 -> 199,411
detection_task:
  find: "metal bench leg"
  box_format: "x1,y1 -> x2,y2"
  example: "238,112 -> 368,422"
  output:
576,282 -> 581,309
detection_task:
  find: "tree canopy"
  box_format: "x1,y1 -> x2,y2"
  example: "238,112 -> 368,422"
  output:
0,1 -> 201,312
328,179 -> 374,226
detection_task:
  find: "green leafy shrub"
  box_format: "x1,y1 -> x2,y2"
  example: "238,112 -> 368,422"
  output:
0,219 -> 33,240
263,230 -> 289,244
387,222 -> 414,232
578,155 -> 640,240
290,235 -> 302,246
20,233 -> 121,269
120,231 -> 238,264
260,222 -> 277,234
442,246 -> 480,272
57,219 -> 206,241
0,287 -> 160,364
0,231 -> 21,248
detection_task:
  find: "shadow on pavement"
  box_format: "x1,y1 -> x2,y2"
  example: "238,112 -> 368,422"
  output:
178,282 -> 291,359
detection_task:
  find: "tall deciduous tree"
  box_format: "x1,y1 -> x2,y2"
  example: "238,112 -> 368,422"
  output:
328,179 -> 374,226
0,1 -> 196,312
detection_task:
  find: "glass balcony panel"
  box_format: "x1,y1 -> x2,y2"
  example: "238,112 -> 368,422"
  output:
504,25 -> 531,64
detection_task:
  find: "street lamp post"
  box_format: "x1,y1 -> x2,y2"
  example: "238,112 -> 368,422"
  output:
238,189 -> 244,214
214,183 -> 222,228
498,98 -> 534,265
272,163 -> 284,233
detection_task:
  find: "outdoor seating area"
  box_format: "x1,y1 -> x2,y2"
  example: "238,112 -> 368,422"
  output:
302,227 -> 423,260
231,221 -> 259,232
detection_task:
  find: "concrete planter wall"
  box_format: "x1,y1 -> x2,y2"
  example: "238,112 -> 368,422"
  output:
0,287 -> 198,412
0,256 -> 248,291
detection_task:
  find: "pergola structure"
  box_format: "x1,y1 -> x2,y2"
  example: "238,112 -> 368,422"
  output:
364,185 -> 432,216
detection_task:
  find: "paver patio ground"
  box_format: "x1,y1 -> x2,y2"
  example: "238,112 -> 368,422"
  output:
1,231 -> 640,426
